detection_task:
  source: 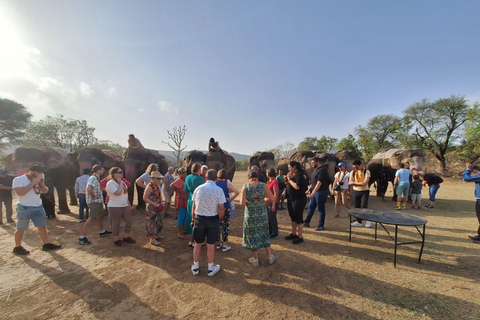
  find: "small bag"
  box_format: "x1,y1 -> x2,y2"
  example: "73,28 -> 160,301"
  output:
333,184 -> 342,191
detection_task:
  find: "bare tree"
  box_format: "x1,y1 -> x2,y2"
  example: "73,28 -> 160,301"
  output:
162,125 -> 187,166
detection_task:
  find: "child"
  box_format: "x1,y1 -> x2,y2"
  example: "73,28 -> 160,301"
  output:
410,175 -> 423,209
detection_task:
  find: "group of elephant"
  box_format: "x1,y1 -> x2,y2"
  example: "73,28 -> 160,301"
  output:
3,147 -> 237,214
249,149 -> 426,195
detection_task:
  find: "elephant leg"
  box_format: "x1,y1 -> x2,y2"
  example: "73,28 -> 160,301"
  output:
68,187 -> 78,205
128,184 -> 135,208
136,184 -> 146,210
56,187 -> 71,214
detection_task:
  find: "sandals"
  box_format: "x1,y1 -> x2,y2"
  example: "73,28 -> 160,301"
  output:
150,239 -> 161,246
178,235 -> 186,239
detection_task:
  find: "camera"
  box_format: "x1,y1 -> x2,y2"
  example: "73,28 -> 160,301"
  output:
338,181 -> 344,186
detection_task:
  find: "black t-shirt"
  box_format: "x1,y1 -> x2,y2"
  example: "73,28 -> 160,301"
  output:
311,166 -> 330,192
258,173 -> 267,183
0,175 -> 14,199
423,174 -> 443,186
286,173 -> 307,201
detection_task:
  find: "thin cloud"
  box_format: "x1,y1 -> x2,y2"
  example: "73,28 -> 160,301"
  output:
105,87 -> 117,98
158,100 -> 179,114
79,82 -> 94,97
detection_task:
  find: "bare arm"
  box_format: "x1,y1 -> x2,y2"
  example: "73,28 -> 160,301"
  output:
218,203 -> 225,220
264,184 -> 275,203
135,176 -> 146,189
227,181 -> 240,202
239,185 -> 246,207
143,184 -> 160,208
14,175 -> 45,196
112,180 -> 124,196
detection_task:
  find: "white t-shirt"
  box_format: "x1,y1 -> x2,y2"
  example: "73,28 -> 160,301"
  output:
13,175 -> 42,206
334,171 -> 351,190
140,172 -> 162,188
106,180 -> 129,207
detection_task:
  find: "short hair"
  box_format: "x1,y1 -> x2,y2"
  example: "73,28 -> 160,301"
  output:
399,163 -> 405,168
83,168 -> 91,175
168,166 -> 174,171
248,170 -> 259,179
288,161 -> 302,172
201,165 -> 209,170
353,160 -> 362,166
177,167 -> 187,174
109,167 -> 122,179
206,169 -> 217,181
191,163 -> 201,173
217,169 -> 228,180
251,165 -> 259,171
413,174 -> 420,180
146,163 -> 159,174
266,168 -> 276,178
92,165 -> 103,173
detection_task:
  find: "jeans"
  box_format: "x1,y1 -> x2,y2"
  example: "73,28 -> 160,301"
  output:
429,184 -> 440,202
267,203 -> 279,237
305,190 -> 330,227
352,190 -> 370,223
78,194 -> 89,220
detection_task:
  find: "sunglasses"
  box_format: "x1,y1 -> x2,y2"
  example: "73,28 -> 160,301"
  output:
116,171 -> 123,174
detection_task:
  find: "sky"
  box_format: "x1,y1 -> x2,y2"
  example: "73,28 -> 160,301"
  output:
1,1 -> 480,155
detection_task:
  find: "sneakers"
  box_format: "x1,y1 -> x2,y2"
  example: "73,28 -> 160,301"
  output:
207,264 -> 221,277
315,226 -> 324,231
424,204 -> 434,209
99,230 -> 112,238
303,222 -> 310,227
221,245 -> 231,252
122,237 -> 136,244
13,246 -> 30,255
216,243 -> 223,250
401,206 -> 406,210
365,221 -> 372,228
468,235 -> 480,241
248,257 -> 259,266
268,255 -> 276,265
79,219 -> 84,222
191,264 -> 200,276
114,240 -> 126,246
77,237 -> 91,245
285,233 -> 298,240
395,206 -> 402,210
269,235 -> 279,239
42,243 -> 61,251
188,241 -> 195,247
292,237 -> 304,244
351,221 -> 363,227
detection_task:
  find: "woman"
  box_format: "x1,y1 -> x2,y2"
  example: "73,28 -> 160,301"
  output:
333,162 -> 351,217
349,160 -> 371,228
284,161 -> 308,244
170,167 -> 189,239
215,169 -> 240,252
240,171 -> 276,266
266,168 -> 280,239
143,171 -> 164,246
184,163 -> 205,246
106,167 -> 135,246
422,173 -> 443,209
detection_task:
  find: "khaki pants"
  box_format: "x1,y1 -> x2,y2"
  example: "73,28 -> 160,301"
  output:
334,189 -> 351,216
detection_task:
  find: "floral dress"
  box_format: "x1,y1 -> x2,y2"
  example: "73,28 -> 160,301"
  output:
145,182 -> 163,237
242,182 -> 271,251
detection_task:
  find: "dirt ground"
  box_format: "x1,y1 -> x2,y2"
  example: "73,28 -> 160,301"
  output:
1,171 -> 479,320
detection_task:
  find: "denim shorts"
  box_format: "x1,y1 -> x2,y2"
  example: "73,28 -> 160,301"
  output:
16,204 -> 47,230
396,182 -> 410,197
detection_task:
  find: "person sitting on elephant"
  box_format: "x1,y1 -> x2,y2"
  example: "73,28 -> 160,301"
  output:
394,163 -> 411,210
349,160 -> 372,228
208,137 -> 223,154
143,171 -> 165,246
75,168 -> 91,222
127,134 -> 144,149
184,163 -> 205,246
106,167 -> 136,247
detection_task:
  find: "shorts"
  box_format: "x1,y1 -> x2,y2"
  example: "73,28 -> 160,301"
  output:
16,204 -> 47,230
163,191 -> 172,204
192,215 -> 219,245
177,207 -> 187,227
411,193 -> 422,201
396,182 -> 410,197
287,199 -> 306,224
87,202 -> 106,218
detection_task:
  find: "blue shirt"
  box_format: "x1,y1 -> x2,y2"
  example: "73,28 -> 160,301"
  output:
462,169 -> 480,199
395,168 -> 411,184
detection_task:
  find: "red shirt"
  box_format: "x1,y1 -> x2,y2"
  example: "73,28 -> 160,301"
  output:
170,177 -> 188,209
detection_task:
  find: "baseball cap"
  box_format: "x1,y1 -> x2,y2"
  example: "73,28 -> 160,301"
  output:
0,168 -> 7,174
338,162 -> 346,167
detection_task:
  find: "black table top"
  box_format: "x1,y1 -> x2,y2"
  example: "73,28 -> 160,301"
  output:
348,208 -> 428,226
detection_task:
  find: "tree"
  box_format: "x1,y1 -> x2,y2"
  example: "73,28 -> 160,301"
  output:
236,159 -> 249,171
334,134 -> 362,157
92,140 -> 126,156
24,114 -> 97,152
317,135 -> 338,152
0,98 -> 32,150
403,95 -> 470,172
266,142 -> 296,164
162,125 -> 187,166
297,137 -> 318,151
458,102 -> 480,161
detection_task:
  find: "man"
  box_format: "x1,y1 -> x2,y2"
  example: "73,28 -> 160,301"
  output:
394,163 -> 411,210
127,134 -> 144,149
304,156 -> 331,231
77,165 -> 112,245
462,162 -> 480,243
75,168 -> 91,222
12,165 -> 61,255
163,167 -> 175,216
0,168 -> 14,223
349,160 -> 372,228
251,165 -> 267,183
190,169 -> 225,277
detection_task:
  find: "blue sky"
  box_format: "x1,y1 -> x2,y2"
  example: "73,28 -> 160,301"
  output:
1,1 -> 479,155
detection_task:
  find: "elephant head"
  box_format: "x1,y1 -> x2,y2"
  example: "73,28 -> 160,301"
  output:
182,150 -> 207,175
248,152 -> 275,176
205,151 -> 236,181
327,150 -> 362,172
77,148 -> 123,177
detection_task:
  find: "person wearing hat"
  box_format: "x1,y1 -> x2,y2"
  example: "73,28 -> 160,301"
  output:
143,171 -> 166,246
12,165 -> 61,255
0,168 -> 14,224
332,162 -> 351,218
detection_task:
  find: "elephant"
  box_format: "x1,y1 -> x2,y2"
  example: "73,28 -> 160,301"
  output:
367,148 -> 425,197
326,150 -> 362,172
123,147 -> 169,209
248,152 -> 275,176
10,147 -> 78,214
277,150 -> 338,183
182,150 -> 236,181
76,147 -> 123,177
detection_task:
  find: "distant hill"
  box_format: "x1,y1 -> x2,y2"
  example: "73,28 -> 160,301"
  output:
157,150 -> 250,164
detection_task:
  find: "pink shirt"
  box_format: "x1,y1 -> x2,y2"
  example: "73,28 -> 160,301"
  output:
265,178 -> 280,204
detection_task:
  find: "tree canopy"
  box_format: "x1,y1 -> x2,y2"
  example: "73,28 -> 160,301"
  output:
0,98 -> 32,151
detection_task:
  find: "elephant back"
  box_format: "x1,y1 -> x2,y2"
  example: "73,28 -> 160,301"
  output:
327,150 -> 362,172
248,152 -> 275,176
206,152 -> 236,181
12,147 -> 68,175
182,150 -> 206,174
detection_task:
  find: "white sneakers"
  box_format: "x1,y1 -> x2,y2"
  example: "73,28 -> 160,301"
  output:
351,221 -> 372,228
207,265 -> 221,277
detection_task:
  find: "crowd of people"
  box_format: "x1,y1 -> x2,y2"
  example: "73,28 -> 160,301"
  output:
1,155 -> 480,277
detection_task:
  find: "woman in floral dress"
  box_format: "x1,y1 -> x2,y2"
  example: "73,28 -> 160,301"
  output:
143,171 -> 164,246
240,171 -> 276,266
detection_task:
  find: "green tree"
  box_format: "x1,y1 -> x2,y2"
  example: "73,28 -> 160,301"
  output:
0,98 -> 32,150
236,159 -> 249,171
403,95 -> 470,172
317,135 -> 338,152
355,114 -> 402,159
162,125 -> 187,166
297,137 -> 318,151
334,134 -> 362,157
24,114 -> 97,152
458,103 -> 480,161
267,142 -> 296,164
92,140 -> 126,156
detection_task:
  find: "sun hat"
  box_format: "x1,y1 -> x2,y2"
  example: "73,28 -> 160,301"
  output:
151,171 -> 163,178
